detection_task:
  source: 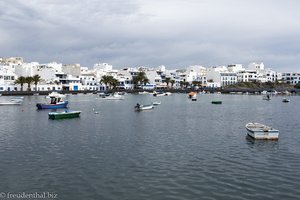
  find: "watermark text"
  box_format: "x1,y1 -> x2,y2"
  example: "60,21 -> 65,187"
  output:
0,192 -> 58,199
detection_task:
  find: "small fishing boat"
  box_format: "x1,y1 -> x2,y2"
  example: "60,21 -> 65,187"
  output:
36,92 -> 68,109
0,98 -> 23,105
245,122 -> 279,140
263,95 -> 271,100
188,91 -> 196,98
134,103 -> 154,111
138,91 -> 149,95
48,110 -> 81,120
104,93 -> 124,100
153,101 -> 161,105
211,100 -> 222,104
153,91 -> 165,97
282,98 -> 290,103
188,92 -> 197,101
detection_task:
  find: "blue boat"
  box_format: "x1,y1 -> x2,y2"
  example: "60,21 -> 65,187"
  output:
36,101 -> 68,109
36,92 -> 68,109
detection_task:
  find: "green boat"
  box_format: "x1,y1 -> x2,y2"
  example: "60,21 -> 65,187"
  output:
48,110 -> 81,120
211,101 -> 222,104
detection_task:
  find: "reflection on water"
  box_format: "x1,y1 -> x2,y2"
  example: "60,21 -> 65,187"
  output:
0,94 -> 300,200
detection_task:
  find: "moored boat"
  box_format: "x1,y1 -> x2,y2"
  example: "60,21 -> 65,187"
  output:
211,100 -> 222,104
245,122 -> 279,140
0,98 -> 23,105
282,98 -> 290,103
263,95 -> 271,100
188,91 -> 196,98
138,91 -> 149,95
134,103 -> 154,111
153,91 -> 165,97
104,93 -> 124,100
36,92 -> 68,109
48,110 -> 81,120
153,101 -> 161,105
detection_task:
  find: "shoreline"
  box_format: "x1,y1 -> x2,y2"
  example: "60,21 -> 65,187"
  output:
1,88 -> 299,96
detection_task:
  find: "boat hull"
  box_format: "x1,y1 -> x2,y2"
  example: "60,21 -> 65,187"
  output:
0,102 -> 22,105
36,101 -> 68,109
245,123 -> 279,140
48,111 -> 81,119
135,105 -> 154,111
211,101 -> 222,104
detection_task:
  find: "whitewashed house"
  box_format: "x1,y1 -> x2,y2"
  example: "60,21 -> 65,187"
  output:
281,72 -> 300,85
0,65 -> 17,91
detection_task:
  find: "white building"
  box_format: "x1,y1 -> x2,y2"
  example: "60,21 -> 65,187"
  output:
281,72 -> 300,85
248,62 -> 265,71
227,64 -> 244,73
0,65 -> 17,91
14,62 -> 39,77
80,74 -> 98,91
237,70 -> 258,82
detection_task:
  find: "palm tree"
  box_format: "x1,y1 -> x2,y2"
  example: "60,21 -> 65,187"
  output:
32,74 -> 41,91
184,81 -> 190,88
142,77 -> 149,86
132,76 -> 140,89
25,76 -> 33,91
170,80 -> 175,89
14,76 -> 26,91
179,81 -> 184,88
100,75 -> 113,90
132,72 -> 149,89
110,78 -> 119,90
165,77 -> 171,88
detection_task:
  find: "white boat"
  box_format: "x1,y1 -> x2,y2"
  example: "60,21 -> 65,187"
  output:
134,104 -> 154,111
46,92 -> 66,99
105,93 -> 124,100
153,101 -> 161,105
0,98 -> 23,105
263,95 -> 271,100
282,98 -> 290,103
153,91 -> 165,97
191,95 -> 197,101
138,91 -> 149,94
245,122 -> 279,140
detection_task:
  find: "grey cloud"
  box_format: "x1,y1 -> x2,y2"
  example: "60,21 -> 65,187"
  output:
1,0 -> 300,71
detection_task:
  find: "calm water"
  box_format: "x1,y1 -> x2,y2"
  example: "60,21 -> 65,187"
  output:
0,93 -> 300,200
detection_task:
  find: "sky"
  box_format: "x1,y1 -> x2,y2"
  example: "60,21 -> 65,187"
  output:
1,0 -> 300,71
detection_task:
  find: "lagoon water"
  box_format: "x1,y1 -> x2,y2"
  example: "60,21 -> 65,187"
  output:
0,93 -> 300,200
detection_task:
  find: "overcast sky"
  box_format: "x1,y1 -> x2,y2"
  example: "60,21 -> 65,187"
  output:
1,0 -> 300,71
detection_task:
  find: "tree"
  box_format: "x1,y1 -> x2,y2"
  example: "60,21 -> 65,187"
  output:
110,77 -> 119,90
132,72 -> 149,89
179,81 -> 184,88
170,80 -> 175,88
14,76 -> 26,91
25,76 -> 33,91
294,83 -> 300,89
32,74 -> 41,91
184,81 -> 190,88
100,75 -> 113,90
142,77 -> 149,86
100,75 -> 119,90
165,77 -> 171,88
